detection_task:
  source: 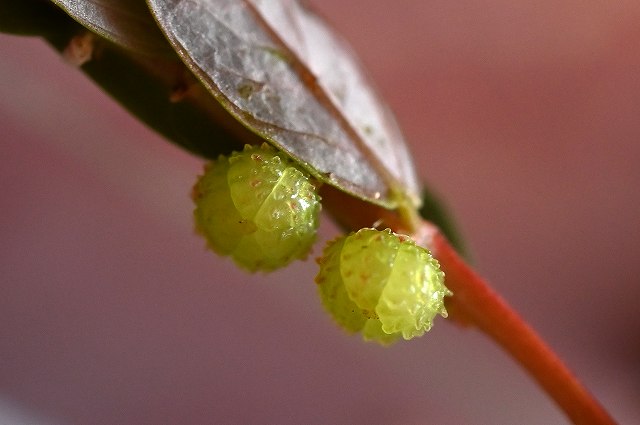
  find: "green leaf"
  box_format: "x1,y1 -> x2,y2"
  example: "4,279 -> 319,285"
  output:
419,186 -> 470,260
50,0 -> 174,57
0,0 -> 68,36
146,0 -> 421,209
1,0 -> 241,159
79,46 -> 240,159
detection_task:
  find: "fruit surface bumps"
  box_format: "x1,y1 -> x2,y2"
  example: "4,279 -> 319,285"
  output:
316,228 -> 451,343
193,144 -> 320,272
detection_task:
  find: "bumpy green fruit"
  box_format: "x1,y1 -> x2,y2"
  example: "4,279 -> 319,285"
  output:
316,228 -> 451,344
193,144 -> 321,272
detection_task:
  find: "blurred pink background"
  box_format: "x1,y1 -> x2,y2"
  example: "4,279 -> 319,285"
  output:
1,1 -> 639,424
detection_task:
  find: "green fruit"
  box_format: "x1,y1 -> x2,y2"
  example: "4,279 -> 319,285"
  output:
193,144 -> 321,272
316,228 -> 451,343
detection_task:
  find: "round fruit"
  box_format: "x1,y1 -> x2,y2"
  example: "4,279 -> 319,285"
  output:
193,144 -> 321,272
316,228 -> 450,343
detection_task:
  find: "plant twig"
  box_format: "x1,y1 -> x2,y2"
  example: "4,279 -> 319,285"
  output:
420,225 -> 616,425
322,187 -> 616,424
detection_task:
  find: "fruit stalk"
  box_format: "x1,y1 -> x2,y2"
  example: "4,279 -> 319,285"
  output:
321,187 -> 616,425
425,228 -> 616,425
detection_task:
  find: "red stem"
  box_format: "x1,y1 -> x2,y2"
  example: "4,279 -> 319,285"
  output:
321,187 -> 616,424
426,228 -> 616,425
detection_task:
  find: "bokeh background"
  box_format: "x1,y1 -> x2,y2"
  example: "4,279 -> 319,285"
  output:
1,1 -> 639,424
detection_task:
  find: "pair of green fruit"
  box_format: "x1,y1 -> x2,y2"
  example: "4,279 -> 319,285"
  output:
192,144 -> 451,344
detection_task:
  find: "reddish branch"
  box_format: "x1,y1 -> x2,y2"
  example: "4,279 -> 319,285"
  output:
428,229 -> 615,425
322,187 -> 616,425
